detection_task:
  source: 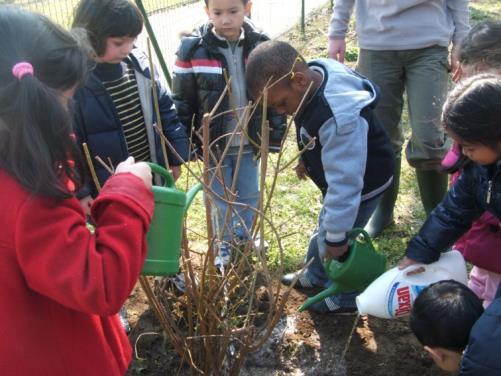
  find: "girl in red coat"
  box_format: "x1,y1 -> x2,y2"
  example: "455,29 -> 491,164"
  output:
0,6 -> 154,375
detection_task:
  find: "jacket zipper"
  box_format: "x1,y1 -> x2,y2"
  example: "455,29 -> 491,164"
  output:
487,180 -> 493,204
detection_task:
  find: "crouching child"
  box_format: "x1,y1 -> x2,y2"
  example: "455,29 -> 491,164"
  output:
411,280 -> 501,375
245,41 -> 394,313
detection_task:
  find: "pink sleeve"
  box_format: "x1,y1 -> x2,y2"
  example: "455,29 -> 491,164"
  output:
441,142 -> 461,169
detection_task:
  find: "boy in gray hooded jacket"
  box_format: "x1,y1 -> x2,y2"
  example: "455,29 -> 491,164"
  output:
246,41 -> 394,313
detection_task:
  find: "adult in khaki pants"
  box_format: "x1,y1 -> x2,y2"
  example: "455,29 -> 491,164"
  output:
328,0 -> 470,236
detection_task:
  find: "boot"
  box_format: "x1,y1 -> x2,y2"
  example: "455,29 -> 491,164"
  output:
364,157 -> 401,238
415,169 -> 448,216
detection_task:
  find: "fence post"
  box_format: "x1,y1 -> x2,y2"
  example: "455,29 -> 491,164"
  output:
134,0 -> 172,88
300,0 -> 305,34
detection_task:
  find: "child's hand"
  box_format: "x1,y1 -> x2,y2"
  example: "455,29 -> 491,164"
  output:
398,256 -> 421,270
450,44 -> 461,81
79,195 -> 94,217
325,243 -> 349,261
170,165 -> 182,181
115,156 -> 152,189
452,64 -> 463,83
294,160 -> 308,180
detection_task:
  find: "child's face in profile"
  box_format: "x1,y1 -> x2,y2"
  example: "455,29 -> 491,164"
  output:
424,346 -> 462,373
447,129 -> 500,165
97,36 -> 136,64
205,0 -> 251,42
266,80 -> 307,116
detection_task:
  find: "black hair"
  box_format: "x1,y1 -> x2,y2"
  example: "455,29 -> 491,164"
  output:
72,0 -> 143,56
459,21 -> 501,72
442,74 -> 501,149
204,0 -> 249,5
410,280 -> 483,352
0,6 -> 91,199
245,40 -> 308,99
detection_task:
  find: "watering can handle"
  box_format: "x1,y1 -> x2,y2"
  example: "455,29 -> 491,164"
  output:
323,228 -> 377,269
146,162 -> 175,188
348,228 -> 377,250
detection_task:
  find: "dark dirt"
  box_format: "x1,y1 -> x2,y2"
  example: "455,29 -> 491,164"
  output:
125,283 -> 446,375
126,5 -> 448,376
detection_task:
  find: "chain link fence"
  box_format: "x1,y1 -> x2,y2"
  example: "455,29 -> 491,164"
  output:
2,0 -> 198,27
4,0 -> 330,85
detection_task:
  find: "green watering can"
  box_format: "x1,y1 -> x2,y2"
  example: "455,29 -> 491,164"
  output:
141,163 -> 203,276
299,228 -> 386,312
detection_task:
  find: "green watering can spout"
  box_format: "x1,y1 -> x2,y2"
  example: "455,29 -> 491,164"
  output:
185,182 -> 204,212
298,228 -> 386,312
141,163 -> 202,276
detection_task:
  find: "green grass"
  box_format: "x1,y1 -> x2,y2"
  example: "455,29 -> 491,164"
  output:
12,0 -> 496,273
178,139 -> 323,272
271,7 -> 416,271
470,0 -> 501,22
180,121 -> 418,272
270,0 -> 501,271
179,0 -> 499,274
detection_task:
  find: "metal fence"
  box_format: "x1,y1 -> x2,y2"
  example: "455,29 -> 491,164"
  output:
2,0 -> 199,27
5,0 -> 330,86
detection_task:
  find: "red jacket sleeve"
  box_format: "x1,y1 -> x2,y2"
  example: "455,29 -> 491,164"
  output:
15,173 -> 153,315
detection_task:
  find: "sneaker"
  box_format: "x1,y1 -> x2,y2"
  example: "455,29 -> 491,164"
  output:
155,272 -> 196,295
214,246 -> 231,270
168,272 -> 187,293
233,229 -> 269,252
281,271 -> 322,289
119,306 -> 131,333
251,238 -> 269,252
307,293 -> 358,315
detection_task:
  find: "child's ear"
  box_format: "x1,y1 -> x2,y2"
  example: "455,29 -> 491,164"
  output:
204,5 -> 210,18
245,1 -> 252,16
424,346 -> 445,366
290,71 -> 309,90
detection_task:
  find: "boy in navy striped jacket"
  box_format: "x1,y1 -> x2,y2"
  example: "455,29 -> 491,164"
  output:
172,0 -> 286,268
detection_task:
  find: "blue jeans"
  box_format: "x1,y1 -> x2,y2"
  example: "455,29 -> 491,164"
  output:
209,150 -> 259,244
304,196 -> 381,287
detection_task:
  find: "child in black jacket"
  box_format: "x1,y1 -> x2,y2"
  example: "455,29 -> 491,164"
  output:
172,0 -> 286,268
402,74 -> 501,267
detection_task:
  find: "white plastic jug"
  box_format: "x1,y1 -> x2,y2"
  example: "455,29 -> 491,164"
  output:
356,250 -> 468,319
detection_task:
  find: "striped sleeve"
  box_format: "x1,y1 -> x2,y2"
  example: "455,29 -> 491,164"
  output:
173,59 -> 223,75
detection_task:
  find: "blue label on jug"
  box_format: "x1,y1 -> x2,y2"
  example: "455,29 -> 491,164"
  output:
388,282 -> 426,318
